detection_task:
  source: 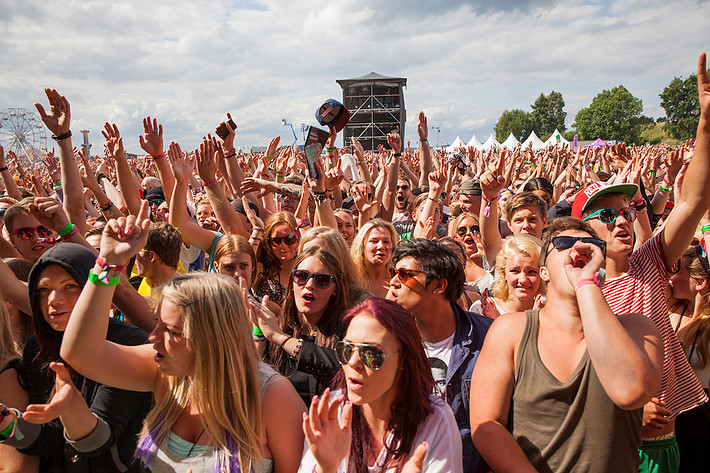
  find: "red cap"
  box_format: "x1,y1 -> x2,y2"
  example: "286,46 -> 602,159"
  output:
571,181 -> 639,218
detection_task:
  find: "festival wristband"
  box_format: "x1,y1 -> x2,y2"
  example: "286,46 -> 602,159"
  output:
152,151 -> 167,160
57,222 -> 76,237
252,325 -> 264,336
701,224 -> 710,234
574,279 -> 597,292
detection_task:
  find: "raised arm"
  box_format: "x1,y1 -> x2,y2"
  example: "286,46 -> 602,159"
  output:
479,150 -> 507,267
380,132 -> 401,222
0,146 -> 22,200
34,88 -> 89,235
167,143 -> 219,252
139,116 -> 175,204
61,203 -> 159,393
103,123 -> 141,215
661,52 -> 710,266
417,112 -> 431,187
469,314 -> 537,473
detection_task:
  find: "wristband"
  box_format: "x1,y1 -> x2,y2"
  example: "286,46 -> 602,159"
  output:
291,338 -> 304,359
88,271 -> 120,286
0,166 -> 7,172
275,173 -> 285,178
57,222 -> 76,237
51,130 -> 72,141
649,170 -> 657,174
203,178 -> 218,186
482,195 -> 498,218
59,226 -> 79,240
252,325 -> 264,336
224,150 -> 236,158
427,196 -> 438,202
325,148 -> 335,153
279,336 -> 293,351
314,194 -> 330,204
659,184 -> 671,193
296,219 -> 310,228
574,279 -> 596,292
252,226 -> 265,233
393,152 -> 402,157
152,151 -> 167,160
701,224 -> 710,234
419,138 -> 428,144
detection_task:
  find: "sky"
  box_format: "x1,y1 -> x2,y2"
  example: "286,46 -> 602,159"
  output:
0,0 -> 707,154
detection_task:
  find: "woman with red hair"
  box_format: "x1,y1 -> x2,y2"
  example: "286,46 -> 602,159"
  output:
299,298 -> 462,473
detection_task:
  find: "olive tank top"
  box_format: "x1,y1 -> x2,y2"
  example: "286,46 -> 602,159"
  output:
510,309 -> 642,473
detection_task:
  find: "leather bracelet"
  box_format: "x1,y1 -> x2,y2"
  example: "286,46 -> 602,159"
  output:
279,336 -> 293,351
393,152 -> 402,157
52,130 -> 72,141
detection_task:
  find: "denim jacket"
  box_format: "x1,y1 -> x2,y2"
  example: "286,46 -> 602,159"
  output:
445,303 -> 492,473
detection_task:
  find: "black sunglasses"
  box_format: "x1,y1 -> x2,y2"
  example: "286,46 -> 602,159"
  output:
148,199 -> 165,207
292,269 -> 335,289
456,225 -> 480,237
389,267 -> 425,283
335,341 -> 398,370
269,231 -> 298,246
583,207 -> 636,225
396,185 -> 410,191
549,236 -> 607,256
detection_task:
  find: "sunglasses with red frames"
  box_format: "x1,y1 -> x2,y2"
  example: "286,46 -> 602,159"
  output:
268,231 -> 298,246
389,267 -> 425,283
12,225 -> 55,241
292,269 -> 335,289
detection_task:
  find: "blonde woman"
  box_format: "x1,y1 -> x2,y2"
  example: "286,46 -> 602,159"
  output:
471,234 -> 544,318
60,207 -> 305,473
0,299 -> 38,473
350,219 -> 398,298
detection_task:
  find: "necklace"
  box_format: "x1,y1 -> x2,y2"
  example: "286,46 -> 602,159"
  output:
186,428 -> 206,457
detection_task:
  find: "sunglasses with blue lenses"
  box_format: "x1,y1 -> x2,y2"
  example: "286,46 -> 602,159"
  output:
583,207 -> 636,225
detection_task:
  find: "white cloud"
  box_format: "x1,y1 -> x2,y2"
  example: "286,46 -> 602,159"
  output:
0,0 -> 707,153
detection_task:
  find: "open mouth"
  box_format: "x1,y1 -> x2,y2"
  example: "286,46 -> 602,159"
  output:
301,293 -> 315,303
572,254 -> 588,268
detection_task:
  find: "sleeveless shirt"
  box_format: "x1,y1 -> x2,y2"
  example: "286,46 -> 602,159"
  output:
510,310 -> 642,473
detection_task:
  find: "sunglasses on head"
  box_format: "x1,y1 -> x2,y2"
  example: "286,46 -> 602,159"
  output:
269,231 -> 298,246
335,341 -> 398,370
583,207 -> 636,225
456,225 -> 480,237
389,267 -> 424,283
548,236 -> 607,256
12,225 -> 55,241
292,269 -> 335,289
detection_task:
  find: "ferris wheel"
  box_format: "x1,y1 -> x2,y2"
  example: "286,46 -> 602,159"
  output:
0,108 -> 47,163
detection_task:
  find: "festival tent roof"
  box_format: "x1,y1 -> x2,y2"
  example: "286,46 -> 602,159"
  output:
466,134 -> 482,149
584,138 -> 607,148
521,131 -> 545,150
543,129 -> 570,147
501,133 -> 520,149
480,134 -> 500,150
446,136 -> 465,153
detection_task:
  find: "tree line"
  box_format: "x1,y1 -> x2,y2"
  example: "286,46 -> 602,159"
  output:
493,69 -> 707,144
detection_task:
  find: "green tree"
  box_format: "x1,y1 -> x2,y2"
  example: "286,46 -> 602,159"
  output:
530,91 -> 566,139
494,109 -> 534,142
572,85 -> 643,143
659,73 -> 702,140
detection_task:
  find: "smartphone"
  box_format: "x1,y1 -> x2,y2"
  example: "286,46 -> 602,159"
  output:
449,152 -> 467,175
304,126 -> 330,180
215,118 -> 237,140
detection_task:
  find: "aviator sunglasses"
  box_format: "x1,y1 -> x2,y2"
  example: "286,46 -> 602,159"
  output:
292,269 -> 335,289
548,236 -> 607,256
12,225 -> 56,241
583,207 -> 637,225
269,231 -> 298,246
389,267 -> 425,283
456,225 -> 480,237
335,341 -> 399,370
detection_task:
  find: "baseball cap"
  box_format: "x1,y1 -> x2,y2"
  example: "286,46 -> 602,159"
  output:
315,99 -> 350,132
571,181 -> 638,218
458,179 -> 482,197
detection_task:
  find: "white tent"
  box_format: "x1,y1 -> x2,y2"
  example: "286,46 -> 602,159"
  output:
501,133 -> 520,149
480,134 -> 500,150
543,129 -> 570,147
521,131 -> 545,150
466,134 -> 483,150
446,136 -> 465,153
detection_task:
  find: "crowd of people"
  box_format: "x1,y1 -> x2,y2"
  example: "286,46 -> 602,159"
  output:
0,53 -> 709,473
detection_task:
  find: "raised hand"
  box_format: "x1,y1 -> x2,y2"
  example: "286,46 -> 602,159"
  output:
248,295 -> 282,343
42,150 -> 61,184
698,52 -> 709,117
138,117 -> 164,158
351,137 -> 364,161
218,113 -> 237,151
168,142 -> 194,182
427,170 -> 445,194
303,388 -> 352,473
387,132 -> 401,154
242,196 -> 264,230
562,238 -> 606,290
99,201 -> 151,266
22,363 -> 77,424
479,148 -> 507,201
266,136 -> 281,162
194,137 -> 219,183
29,197 -> 70,232
324,158 -> 344,191
417,111 -> 428,140
102,122 -> 125,161
34,88 -> 71,137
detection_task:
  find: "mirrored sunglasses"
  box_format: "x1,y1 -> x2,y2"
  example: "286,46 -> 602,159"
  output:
12,225 -> 55,241
335,341 -> 397,370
